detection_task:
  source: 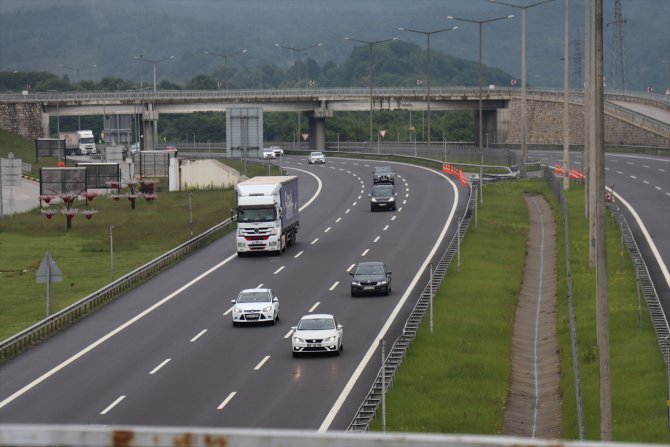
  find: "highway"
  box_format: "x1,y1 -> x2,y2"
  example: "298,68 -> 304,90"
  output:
532,150 -> 670,317
0,156 -> 467,430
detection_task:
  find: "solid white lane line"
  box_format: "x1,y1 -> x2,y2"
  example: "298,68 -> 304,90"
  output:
254,356 -> 270,371
223,306 -> 233,316
361,249 -> 369,256
373,236 -> 380,243
309,302 -> 320,312
217,392 -> 236,410
284,329 -> 294,339
336,217 -> 342,223
294,251 -> 304,258
190,329 -> 207,342
324,227 -> 331,233
383,225 -> 389,231
274,266 -> 285,274
311,238 -> 319,245
149,358 -> 171,375
329,281 -> 339,291
100,395 -> 125,415
347,264 -> 356,272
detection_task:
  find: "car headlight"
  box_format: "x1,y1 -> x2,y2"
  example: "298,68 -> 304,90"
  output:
293,337 -> 304,343
233,307 -> 243,313
323,336 -> 336,343
262,306 -> 272,312
371,198 -> 377,202
388,197 -> 395,202
351,281 -> 360,286
378,280 -> 387,285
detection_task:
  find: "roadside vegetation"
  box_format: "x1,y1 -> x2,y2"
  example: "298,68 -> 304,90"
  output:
370,180 -> 668,443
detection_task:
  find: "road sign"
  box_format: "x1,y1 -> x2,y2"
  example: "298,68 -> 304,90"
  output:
36,252 -> 62,284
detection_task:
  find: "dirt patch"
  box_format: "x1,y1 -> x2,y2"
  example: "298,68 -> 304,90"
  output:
502,194 -> 562,438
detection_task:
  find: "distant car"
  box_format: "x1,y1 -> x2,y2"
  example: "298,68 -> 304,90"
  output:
370,183 -> 397,211
261,148 -> 276,159
308,151 -> 326,164
373,166 -> 395,184
129,142 -> 140,155
291,314 -> 343,356
270,146 -> 284,157
350,261 -> 392,296
231,288 -> 279,326
165,145 -> 177,152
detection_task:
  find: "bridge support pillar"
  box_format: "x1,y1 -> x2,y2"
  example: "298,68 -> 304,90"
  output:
308,106 -> 333,151
474,109 -> 498,146
141,105 -> 159,150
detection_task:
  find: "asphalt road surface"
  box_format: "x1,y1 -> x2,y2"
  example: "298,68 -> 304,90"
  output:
0,156 -> 468,431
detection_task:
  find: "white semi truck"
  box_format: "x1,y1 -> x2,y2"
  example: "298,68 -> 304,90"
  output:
59,130 -> 97,155
235,176 -> 299,256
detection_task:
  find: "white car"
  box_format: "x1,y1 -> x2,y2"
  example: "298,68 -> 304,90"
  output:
291,314 -> 343,356
261,148 -> 276,159
270,146 -> 284,157
308,151 -> 326,164
231,288 -> 279,326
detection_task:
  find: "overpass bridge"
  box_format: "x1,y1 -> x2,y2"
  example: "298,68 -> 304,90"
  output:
0,87 -> 668,151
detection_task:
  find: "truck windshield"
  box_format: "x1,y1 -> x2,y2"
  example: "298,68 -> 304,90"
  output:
79,138 -> 95,144
238,207 -> 276,223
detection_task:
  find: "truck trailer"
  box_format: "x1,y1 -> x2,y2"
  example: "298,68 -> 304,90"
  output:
59,130 -> 97,155
235,176 -> 299,256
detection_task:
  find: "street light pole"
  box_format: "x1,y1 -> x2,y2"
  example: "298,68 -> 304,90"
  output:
448,14 -> 513,204
132,55 -> 175,92
345,37 -> 398,145
490,0 -> 556,179
398,26 -> 458,154
275,42 -> 323,142
204,49 -> 247,89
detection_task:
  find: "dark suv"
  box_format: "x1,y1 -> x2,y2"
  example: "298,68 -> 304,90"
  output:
373,166 -> 395,184
370,184 -> 397,211
350,261 -> 392,296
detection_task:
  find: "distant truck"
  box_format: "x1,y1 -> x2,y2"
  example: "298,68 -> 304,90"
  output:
235,176 -> 299,256
59,130 -> 97,155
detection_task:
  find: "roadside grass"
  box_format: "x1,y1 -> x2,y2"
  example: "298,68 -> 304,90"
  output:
0,129 -> 280,341
370,180 -> 669,443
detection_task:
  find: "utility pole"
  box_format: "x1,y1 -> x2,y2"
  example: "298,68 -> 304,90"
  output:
594,0 -> 612,439
562,0 -> 570,191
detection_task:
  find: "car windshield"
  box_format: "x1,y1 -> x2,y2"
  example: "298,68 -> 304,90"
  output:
311,152 -> 323,157
375,167 -> 392,174
372,186 -> 394,197
297,318 -> 335,330
355,264 -> 385,275
237,207 -> 276,223
238,291 -> 271,303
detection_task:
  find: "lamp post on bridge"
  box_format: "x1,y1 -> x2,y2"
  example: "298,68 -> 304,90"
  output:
489,0 -> 557,178
132,55 -> 175,93
447,14 -> 514,202
398,26 -> 458,155
203,49 -> 247,90
345,36 -> 399,145
274,42 -> 323,142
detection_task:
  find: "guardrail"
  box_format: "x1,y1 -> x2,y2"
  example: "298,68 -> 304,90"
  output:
348,182 -> 477,431
0,216 -> 237,363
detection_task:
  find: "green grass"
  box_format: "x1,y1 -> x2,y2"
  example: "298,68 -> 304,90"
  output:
370,180 -> 669,443
0,129 -> 281,341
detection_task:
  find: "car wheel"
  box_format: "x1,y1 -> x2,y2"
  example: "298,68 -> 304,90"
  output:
351,289 -> 356,297
385,285 -> 390,296
274,312 -> 279,323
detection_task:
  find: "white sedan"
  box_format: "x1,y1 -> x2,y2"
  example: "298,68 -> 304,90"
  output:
308,151 -> 326,164
291,314 -> 343,356
261,148 -> 276,159
231,288 -> 279,326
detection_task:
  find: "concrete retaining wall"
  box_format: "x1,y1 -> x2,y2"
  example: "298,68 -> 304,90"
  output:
169,158 -> 243,191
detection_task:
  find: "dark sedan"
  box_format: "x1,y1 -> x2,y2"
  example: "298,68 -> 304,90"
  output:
349,261 -> 392,296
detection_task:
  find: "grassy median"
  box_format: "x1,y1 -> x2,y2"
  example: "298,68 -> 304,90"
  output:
370,180 -> 668,443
